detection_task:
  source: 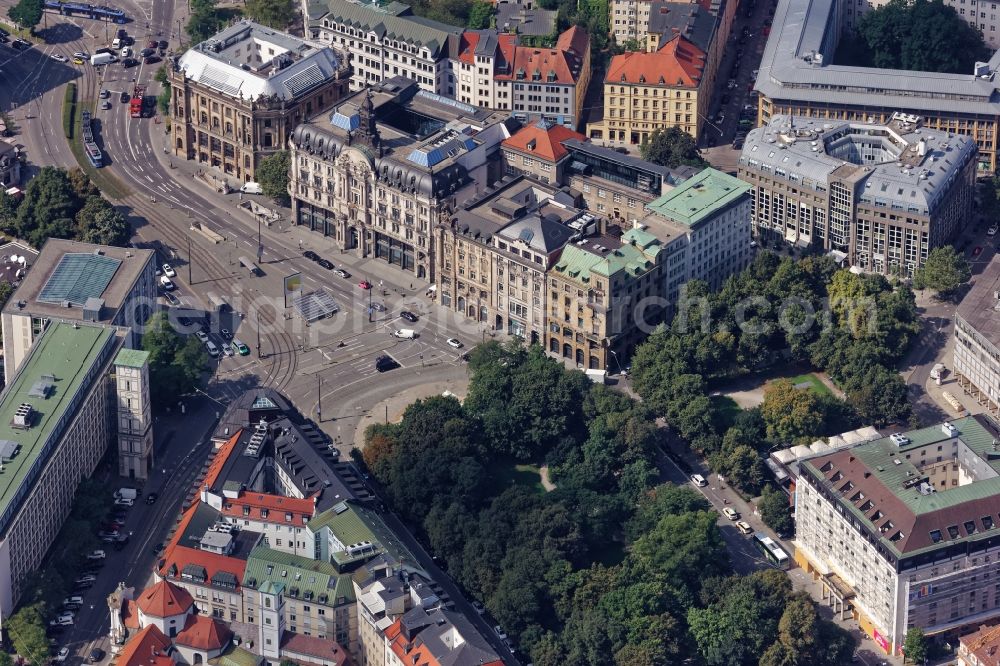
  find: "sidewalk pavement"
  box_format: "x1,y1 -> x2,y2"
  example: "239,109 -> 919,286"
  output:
351,378 -> 470,450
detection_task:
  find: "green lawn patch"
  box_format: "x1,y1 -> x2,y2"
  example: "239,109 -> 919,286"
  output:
710,395 -> 742,430
496,462 -> 545,493
787,373 -> 831,396
66,97 -> 131,200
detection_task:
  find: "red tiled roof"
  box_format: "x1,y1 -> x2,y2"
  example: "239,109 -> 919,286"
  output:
384,619 -> 502,666
122,599 -> 141,630
502,123 -> 586,162
137,580 -> 194,618
174,615 -> 233,651
605,35 -> 705,86
457,31 -> 480,66
280,632 -> 353,666
498,33 -> 516,68
556,24 -> 588,56
497,27 -> 589,85
118,625 -> 174,666
961,624 -> 1000,665
160,545 -> 247,591
203,430 -> 243,489
220,492 -> 315,525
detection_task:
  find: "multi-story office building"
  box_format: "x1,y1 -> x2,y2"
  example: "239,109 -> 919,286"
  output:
306,0 -> 461,95
738,114 -> 977,276
954,258 -> 1000,418
0,323 -> 130,627
353,557 -> 441,666
548,226 -> 675,369
0,240 -> 155,384
453,26 -> 590,129
587,35 -> 708,145
495,26 -> 591,130
288,77 -> 516,281
561,138 -> 698,218
641,167 -> 752,304
501,120 -> 587,183
756,0 -> 1000,172
453,31 -> 517,112
611,0 -> 737,64
169,21 -> 350,182
795,415 -> 1000,656
437,175 -> 597,336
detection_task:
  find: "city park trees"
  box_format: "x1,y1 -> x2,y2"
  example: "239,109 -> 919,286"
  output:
362,338 -> 855,665
629,252 -> 920,496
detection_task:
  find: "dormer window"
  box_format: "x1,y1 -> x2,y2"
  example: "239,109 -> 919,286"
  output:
261,509 -> 269,519
639,74 -> 645,83
947,525 -> 960,539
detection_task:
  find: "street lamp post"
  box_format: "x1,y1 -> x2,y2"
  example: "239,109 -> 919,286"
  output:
256,310 -> 262,358
316,374 -> 322,421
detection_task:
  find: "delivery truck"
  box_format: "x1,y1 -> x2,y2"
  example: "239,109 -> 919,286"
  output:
393,329 -> 416,339
90,52 -> 116,66
114,488 -> 137,501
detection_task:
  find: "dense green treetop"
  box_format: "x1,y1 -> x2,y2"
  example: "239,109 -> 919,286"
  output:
256,150 -> 291,205
640,127 -> 709,169
857,0 -> 988,73
912,245 -> 971,297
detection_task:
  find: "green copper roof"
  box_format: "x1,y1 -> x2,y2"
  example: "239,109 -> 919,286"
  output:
245,546 -> 355,606
853,416 -> 1000,514
209,645 -> 262,666
309,501 -> 419,568
553,231 -> 662,286
646,167 -> 750,227
114,348 -> 149,369
0,323 -> 116,534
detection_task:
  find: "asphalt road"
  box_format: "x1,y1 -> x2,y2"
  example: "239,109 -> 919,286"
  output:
48,396 -> 222,666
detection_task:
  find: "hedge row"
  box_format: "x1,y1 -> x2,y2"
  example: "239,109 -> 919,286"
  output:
62,82 -> 76,139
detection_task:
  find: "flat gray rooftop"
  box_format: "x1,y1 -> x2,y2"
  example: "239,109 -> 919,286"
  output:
3,240 -> 153,322
958,257 -> 1000,345
756,0 -> 1000,115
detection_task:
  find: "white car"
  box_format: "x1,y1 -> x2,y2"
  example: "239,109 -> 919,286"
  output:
989,225 -> 998,237
115,497 -> 134,507
159,276 -> 175,291
120,46 -> 130,58
55,647 -> 70,662
195,330 -> 209,343
205,341 -> 220,358
447,338 -> 463,349
63,596 -> 83,606
49,53 -> 67,62
494,625 -> 508,641
690,473 -> 707,487
86,549 -> 106,560
162,263 -> 176,277
73,51 -> 88,59
722,507 -> 739,521
222,343 -> 234,357
736,520 -> 753,535
471,601 -> 485,614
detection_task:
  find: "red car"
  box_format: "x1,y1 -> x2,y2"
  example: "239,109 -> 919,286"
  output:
358,280 -> 372,290
972,245 -> 983,257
